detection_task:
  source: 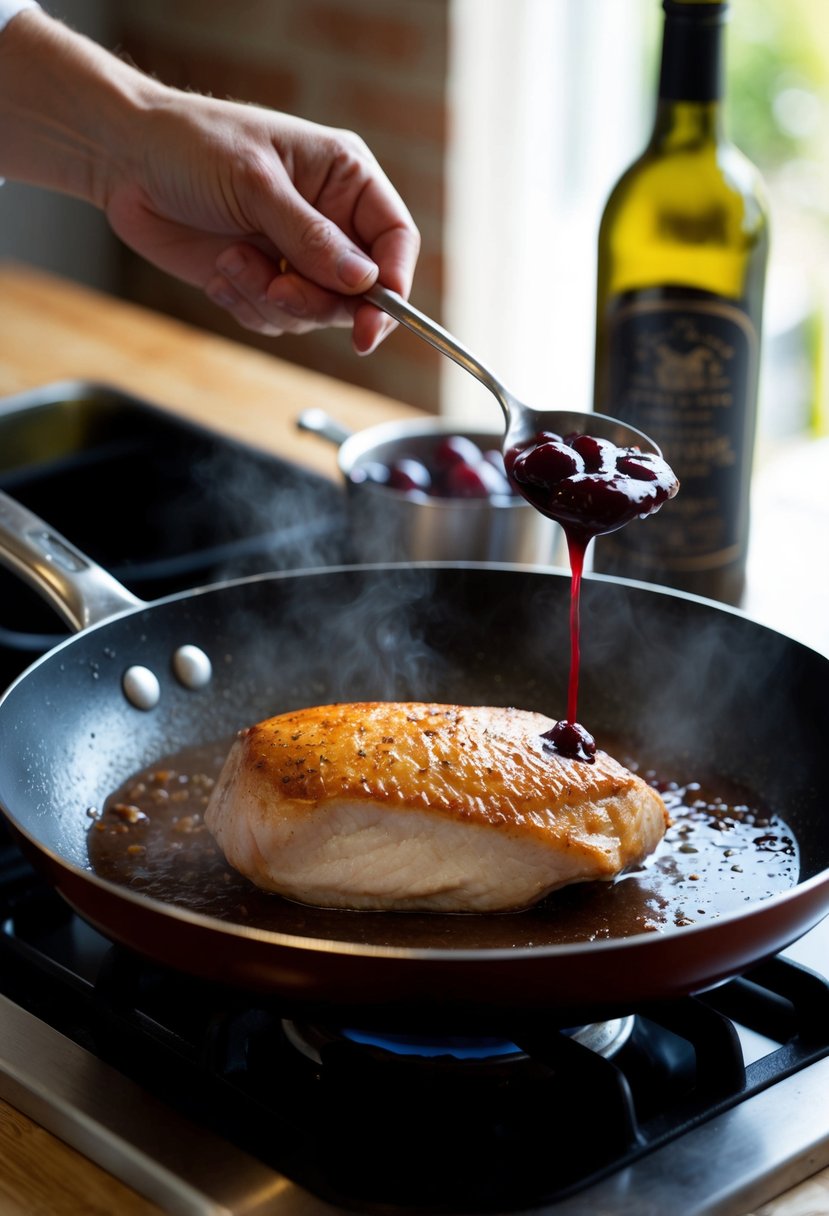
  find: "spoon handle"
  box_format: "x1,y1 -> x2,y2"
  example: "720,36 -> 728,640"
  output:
365,285 -> 510,422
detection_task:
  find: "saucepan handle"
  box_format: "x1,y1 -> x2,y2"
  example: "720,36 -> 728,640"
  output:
0,489 -> 144,632
296,408 -> 353,447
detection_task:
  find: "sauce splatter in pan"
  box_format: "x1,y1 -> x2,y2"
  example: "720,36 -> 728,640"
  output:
87,736 -> 798,951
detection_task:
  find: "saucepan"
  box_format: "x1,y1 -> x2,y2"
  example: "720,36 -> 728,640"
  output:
0,488 -> 827,1028
297,407 -> 564,565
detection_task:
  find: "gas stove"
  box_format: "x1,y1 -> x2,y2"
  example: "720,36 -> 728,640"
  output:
1,864 -> 828,1216
0,383 -> 827,1216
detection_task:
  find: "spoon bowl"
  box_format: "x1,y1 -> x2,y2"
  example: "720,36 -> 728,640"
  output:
365,285 -> 663,458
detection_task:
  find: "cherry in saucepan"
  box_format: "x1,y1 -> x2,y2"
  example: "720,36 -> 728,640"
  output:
351,435 -> 515,502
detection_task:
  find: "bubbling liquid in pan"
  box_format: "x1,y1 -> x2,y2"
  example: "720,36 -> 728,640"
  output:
87,736 -> 798,950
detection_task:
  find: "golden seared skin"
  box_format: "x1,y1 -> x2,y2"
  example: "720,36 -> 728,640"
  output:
205,703 -> 670,912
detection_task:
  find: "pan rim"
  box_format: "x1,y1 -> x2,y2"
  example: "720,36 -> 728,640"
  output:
1,553 -> 809,695
0,558 -> 757,719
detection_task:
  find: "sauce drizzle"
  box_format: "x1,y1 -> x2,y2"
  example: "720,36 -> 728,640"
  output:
506,432 -> 679,760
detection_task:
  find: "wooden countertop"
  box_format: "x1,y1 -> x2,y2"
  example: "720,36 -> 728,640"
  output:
0,262 -> 825,1216
0,261 -> 422,482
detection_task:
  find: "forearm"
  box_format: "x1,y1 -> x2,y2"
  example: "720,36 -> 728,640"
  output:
0,4 -> 418,350
0,6 -> 165,207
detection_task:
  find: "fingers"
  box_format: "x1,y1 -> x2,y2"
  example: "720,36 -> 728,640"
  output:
207,115 -> 421,351
350,301 -> 398,356
351,216 -> 421,353
206,243 -> 354,336
207,242 -> 404,353
250,121 -> 419,309
253,182 -> 380,299
350,174 -> 421,301
205,246 -> 284,336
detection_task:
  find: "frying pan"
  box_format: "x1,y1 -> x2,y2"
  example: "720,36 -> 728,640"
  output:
0,488 -> 827,1028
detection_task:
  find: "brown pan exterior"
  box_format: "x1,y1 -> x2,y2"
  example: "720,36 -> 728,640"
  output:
31,842 -> 829,1029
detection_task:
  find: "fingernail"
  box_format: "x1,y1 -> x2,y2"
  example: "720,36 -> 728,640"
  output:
268,282 -> 307,316
337,249 -> 376,289
354,328 -> 383,357
216,248 -> 246,277
206,277 -> 238,308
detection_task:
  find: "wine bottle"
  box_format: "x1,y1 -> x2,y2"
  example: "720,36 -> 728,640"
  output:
592,0 -> 768,606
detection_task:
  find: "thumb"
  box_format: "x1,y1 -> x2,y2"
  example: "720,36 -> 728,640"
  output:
267,192 -> 378,295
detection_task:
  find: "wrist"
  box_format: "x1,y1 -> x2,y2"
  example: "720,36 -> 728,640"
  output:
0,8 -> 167,207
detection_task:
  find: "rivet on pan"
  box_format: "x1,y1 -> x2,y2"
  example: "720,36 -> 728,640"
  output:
172,644 -> 213,690
122,665 -> 161,711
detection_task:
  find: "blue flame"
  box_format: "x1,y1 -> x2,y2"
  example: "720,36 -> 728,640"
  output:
341,1029 -> 523,1060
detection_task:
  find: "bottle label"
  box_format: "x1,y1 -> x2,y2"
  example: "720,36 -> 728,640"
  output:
599,290 -> 760,572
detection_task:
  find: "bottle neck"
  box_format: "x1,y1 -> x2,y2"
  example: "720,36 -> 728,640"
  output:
652,0 -> 727,145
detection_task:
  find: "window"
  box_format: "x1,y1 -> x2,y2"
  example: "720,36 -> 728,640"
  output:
445,0 -> 652,425
445,0 -> 829,444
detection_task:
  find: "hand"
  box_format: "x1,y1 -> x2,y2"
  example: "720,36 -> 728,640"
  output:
105,96 -> 420,354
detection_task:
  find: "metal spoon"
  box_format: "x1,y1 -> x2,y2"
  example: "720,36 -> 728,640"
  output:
365,284 -> 661,457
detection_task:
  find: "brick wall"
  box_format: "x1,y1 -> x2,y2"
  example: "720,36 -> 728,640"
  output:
115,0 -> 449,413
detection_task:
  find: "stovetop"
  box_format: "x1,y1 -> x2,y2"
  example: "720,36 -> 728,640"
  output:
1,847 -> 828,1216
0,383 -> 827,1216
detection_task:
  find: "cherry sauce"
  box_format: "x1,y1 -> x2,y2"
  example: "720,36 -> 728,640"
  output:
505,431 -> 679,761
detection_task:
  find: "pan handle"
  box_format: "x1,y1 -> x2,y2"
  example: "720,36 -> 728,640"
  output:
0,490 -> 144,632
296,408 -> 353,446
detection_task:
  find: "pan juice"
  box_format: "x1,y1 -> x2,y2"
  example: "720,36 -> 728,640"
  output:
505,431 -> 679,761
87,737 -> 798,946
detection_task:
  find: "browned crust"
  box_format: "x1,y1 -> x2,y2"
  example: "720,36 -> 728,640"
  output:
234,702 -> 668,843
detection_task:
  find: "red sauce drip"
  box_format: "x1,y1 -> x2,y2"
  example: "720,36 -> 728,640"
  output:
505,431 -> 679,762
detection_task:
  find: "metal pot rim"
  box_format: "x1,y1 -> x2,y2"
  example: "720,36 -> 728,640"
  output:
338,417 -> 526,510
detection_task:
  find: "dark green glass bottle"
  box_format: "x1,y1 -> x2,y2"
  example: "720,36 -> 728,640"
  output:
592,0 -> 769,605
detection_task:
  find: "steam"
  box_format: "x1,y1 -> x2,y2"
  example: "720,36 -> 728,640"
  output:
579,574 -> 799,792
141,420 -> 821,828
185,444 -> 352,580
238,566 -> 456,712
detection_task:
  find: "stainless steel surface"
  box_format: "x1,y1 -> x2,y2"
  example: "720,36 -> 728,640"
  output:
365,285 -> 661,456
539,1057 -> 829,1216
299,407 -> 564,564
571,1016 -> 634,1059
296,407 -> 352,447
0,994 -> 324,1216
0,489 -> 143,630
